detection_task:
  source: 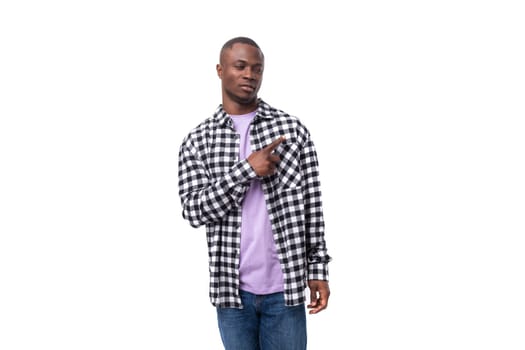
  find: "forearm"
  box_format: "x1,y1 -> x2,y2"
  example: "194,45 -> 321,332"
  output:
302,138 -> 331,280
179,159 -> 255,227
306,233 -> 331,281
305,205 -> 331,280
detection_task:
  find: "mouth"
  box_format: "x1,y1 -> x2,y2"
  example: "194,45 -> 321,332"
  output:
240,84 -> 256,93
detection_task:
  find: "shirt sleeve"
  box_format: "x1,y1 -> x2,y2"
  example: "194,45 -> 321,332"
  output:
301,135 -> 332,281
178,136 -> 256,228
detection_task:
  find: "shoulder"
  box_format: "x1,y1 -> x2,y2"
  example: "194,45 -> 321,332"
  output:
180,106 -> 226,145
180,117 -> 211,146
259,100 -> 306,127
259,100 -> 311,139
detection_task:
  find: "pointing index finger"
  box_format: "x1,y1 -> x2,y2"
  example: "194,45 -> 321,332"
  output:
263,136 -> 285,153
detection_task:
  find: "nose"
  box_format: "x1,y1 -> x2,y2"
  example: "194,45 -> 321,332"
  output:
243,67 -> 256,80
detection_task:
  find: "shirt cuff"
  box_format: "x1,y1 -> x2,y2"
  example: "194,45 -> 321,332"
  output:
308,263 -> 329,281
225,159 -> 257,205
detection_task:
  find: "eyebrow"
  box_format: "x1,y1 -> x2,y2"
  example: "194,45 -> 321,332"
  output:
233,60 -> 263,66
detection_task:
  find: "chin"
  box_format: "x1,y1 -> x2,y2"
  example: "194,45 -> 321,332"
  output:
237,96 -> 257,105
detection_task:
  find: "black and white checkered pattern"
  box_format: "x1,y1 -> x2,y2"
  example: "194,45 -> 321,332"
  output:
178,99 -> 331,308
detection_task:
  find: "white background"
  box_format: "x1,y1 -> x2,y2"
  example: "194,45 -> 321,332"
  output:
1,1 -> 524,349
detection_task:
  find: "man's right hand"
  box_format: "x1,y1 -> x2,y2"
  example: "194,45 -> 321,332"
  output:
247,137 -> 285,177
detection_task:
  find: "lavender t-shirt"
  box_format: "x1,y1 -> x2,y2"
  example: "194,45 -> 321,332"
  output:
230,112 -> 284,295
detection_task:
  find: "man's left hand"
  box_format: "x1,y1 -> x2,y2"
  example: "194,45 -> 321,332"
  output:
307,280 -> 330,314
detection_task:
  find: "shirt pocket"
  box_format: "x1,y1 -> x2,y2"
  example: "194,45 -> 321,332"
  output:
277,141 -> 302,189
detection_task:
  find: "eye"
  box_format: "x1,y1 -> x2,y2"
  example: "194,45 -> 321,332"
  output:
234,64 -> 246,70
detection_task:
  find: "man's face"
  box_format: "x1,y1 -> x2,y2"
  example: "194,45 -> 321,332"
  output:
217,43 -> 264,106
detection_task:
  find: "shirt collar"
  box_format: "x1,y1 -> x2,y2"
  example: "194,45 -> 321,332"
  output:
214,98 -> 274,127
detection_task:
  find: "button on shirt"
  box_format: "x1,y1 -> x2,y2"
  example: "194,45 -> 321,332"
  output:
178,99 -> 331,308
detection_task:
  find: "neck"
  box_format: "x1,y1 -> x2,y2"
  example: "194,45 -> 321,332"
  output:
222,98 -> 258,115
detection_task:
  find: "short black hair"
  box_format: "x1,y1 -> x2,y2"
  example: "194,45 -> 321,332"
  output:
220,36 -> 264,62
221,36 -> 261,51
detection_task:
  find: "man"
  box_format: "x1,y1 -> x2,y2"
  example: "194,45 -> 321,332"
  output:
178,36 -> 332,350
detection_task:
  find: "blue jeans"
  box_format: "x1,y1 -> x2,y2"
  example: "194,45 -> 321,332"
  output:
216,290 -> 307,350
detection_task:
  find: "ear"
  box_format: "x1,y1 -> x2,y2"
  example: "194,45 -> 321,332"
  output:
216,64 -> 223,79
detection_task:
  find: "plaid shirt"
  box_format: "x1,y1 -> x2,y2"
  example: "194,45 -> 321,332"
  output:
178,99 -> 331,308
